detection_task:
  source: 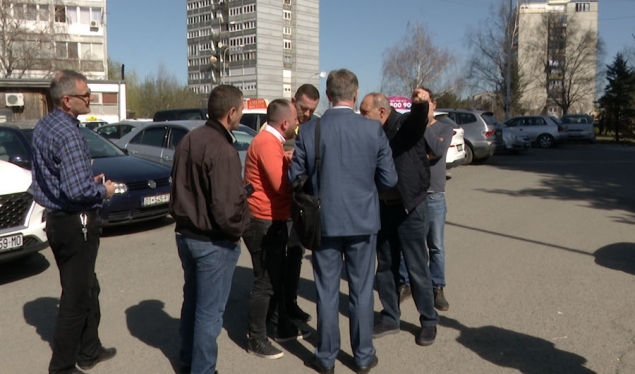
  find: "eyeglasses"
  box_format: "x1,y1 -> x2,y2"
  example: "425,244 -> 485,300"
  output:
67,92 -> 92,100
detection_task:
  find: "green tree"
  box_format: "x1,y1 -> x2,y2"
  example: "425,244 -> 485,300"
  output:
599,53 -> 635,142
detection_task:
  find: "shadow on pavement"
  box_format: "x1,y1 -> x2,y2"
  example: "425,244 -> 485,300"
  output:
23,296 -> 59,348
125,300 -> 181,374
0,253 -> 50,285
594,242 -> 635,275
482,147 -> 635,224
102,216 -> 175,238
440,316 -> 596,374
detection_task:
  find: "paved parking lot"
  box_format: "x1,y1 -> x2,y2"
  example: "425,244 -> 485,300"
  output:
1,143 -> 635,374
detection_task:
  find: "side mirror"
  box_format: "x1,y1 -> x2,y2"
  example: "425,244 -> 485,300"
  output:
119,147 -> 129,155
9,155 -> 31,170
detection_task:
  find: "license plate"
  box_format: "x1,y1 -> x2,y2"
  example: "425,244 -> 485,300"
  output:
0,234 -> 23,252
457,144 -> 463,152
142,194 -> 170,207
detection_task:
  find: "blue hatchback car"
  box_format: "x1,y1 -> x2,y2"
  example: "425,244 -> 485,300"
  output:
1,126 -> 173,227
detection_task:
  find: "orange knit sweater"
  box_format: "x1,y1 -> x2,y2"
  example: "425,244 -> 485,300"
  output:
244,130 -> 291,221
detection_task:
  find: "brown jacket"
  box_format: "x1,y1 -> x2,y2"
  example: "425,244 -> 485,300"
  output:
169,119 -> 249,242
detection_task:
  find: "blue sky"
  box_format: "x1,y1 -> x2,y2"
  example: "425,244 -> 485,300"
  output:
107,0 -> 635,98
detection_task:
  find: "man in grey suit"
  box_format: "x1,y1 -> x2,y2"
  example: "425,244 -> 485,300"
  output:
289,69 -> 397,374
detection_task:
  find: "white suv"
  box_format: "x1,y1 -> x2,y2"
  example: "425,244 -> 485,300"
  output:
0,160 -> 48,263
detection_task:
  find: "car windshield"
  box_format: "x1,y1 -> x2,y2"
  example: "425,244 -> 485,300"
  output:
481,113 -> 500,126
79,127 -> 126,158
233,130 -> 254,151
550,116 -> 563,124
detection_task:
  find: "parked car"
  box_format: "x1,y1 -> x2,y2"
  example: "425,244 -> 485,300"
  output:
80,120 -> 109,130
153,108 -> 208,122
1,125 -> 174,227
113,121 -> 255,169
0,158 -> 48,263
95,120 -> 150,140
503,115 -> 567,148
435,113 -> 466,169
241,110 -> 268,132
437,108 -> 496,164
560,114 -> 596,143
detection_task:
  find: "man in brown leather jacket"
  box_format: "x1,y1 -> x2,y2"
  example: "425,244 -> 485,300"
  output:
169,85 -> 249,374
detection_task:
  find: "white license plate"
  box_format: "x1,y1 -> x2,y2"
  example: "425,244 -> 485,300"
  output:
0,234 -> 23,252
142,194 -> 170,207
457,144 -> 463,152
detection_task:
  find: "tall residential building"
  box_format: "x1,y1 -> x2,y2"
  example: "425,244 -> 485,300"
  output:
517,0 -> 598,116
186,0 -> 319,101
0,0 -> 108,80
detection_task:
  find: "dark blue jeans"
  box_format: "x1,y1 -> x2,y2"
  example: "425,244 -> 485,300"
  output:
425,193 -> 447,288
376,200 -> 438,327
176,234 -> 241,374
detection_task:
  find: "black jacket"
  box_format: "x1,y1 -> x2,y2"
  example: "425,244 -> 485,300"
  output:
170,119 -> 249,242
382,102 -> 430,213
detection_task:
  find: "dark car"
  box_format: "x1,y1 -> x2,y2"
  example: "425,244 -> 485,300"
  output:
6,126 -> 174,227
95,121 -> 150,140
153,108 -> 208,122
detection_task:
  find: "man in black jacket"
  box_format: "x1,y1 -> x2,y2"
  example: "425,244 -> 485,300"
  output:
170,85 -> 250,374
360,89 -> 439,347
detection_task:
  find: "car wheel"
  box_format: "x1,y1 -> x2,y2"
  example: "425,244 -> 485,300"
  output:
537,134 -> 555,148
464,145 -> 474,164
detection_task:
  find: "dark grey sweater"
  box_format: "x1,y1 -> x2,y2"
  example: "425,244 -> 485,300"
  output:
424,119 -> 453,193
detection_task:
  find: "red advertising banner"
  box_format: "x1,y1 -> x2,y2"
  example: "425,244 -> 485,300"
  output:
387,96 -> 412,111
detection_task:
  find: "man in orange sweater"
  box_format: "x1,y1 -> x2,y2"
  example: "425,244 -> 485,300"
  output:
242,99 -> 308,360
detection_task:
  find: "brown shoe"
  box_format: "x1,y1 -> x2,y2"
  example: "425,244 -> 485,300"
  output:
433,287 -> 449,311
398,283 -> 412,304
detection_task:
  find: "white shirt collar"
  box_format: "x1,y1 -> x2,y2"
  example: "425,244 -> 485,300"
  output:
263,124 -> 286,144
332,106 -> 353,110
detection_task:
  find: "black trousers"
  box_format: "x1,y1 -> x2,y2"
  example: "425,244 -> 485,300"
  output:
46,210 -> 103,374
284,219 -> 305,308
242,217 -> 291,339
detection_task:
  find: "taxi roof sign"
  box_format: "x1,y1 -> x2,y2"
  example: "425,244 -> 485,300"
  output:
245,98 -> 268,110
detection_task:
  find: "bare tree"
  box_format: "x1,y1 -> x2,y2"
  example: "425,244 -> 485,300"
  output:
465,0 -> 528,118
381,22 -> 459,97
526,12 -> 599,115
0,0 -> 59,78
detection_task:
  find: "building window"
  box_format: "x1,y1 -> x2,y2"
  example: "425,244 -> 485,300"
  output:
575,3 -> 590,12
283,26 -> 291,35
283,10 -> 292,20
56,41 -> 79,59
54,5 -> 66,22
284,40 -> 292,49
38,4 -> 50,21
284,0 -> 292,4
80,43 -> 104,60
283,55 -> 292,64
283,84 -> 291,93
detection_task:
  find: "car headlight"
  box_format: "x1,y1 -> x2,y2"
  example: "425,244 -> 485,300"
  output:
113,182 -> 128,194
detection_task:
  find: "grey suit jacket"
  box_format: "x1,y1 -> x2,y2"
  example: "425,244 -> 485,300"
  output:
289,107 -> 398,237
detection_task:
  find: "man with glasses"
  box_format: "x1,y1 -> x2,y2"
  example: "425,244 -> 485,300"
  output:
31,70 -> 116,374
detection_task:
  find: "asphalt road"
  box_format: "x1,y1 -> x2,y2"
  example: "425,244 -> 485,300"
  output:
1,142 -> 634,374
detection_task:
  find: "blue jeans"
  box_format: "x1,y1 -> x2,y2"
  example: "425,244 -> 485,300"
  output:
425,193 -> 447,288
376,200 -> 438,327
176,234 -> 241,374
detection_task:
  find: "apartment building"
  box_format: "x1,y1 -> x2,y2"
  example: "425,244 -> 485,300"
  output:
186,0 -> 320,101
0,0 -> 108,80
517,0 -> 598,116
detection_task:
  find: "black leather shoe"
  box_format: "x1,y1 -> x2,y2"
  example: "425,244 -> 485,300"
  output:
77,347 -> 117,370
372,322 -> 399,339
310,357 -> 335,374
416,326 -> 437,346
354,355 -> 378,374
288,303 -> 312,323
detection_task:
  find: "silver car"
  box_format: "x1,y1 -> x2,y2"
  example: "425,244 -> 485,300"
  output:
503,115 -> 567,148
113,121 -> 255,169
438,108 -> 496,164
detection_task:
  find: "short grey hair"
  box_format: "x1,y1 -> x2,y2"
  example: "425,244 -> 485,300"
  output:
326,69 -> 358,103
50,70 -> 88,107
365,92 -> 390,110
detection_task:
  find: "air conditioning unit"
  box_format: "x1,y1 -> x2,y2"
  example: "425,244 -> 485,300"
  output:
89,20 -> 100,29
5,93 -> 24,107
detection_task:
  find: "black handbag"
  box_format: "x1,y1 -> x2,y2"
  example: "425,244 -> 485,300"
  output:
291,118 -> 322,249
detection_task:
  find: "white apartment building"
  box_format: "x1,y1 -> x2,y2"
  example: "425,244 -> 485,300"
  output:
186,0 -> 320,101
0,0 -> 108,80
517,0 -> 598,116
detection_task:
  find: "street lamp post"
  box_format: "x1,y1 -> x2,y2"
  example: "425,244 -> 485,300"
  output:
210,45 -> 231,85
